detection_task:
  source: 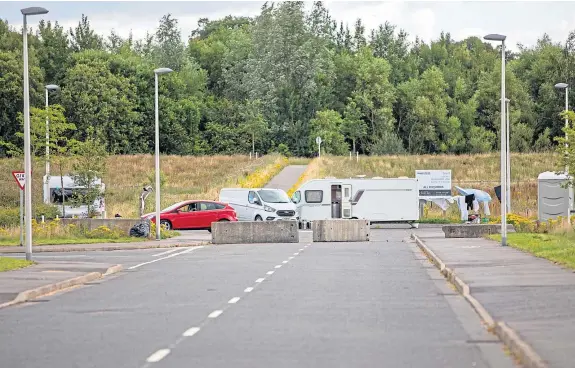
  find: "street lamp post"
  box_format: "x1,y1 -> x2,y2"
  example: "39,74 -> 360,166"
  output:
555,82 -> 570,222
154,67 -> 173,241
44,84 -> 59,203
505,98 -> 511,213
484,33 -> 507,246
22,6 -> 49,261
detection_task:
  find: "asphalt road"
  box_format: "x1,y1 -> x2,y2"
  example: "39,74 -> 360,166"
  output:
0,229 -> 516,368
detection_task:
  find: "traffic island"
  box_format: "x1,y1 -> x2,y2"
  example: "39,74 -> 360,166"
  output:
312,219 -> 370,242
442,224 -> 515,238
211,221 -> 299,244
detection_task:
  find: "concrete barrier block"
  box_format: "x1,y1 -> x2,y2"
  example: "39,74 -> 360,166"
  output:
211,221 -> 299,244
442,224 -> 515,238
312,219 -> 370,242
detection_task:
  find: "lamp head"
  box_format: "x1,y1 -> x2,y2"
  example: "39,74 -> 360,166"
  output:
555,83 -> 568,89
154,68 -> 173,75
483,34 -> 507,42
21,7 -> 49,16
45,84 -> 60,91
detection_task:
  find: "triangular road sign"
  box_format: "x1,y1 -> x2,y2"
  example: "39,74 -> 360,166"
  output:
12,171 -> 25,190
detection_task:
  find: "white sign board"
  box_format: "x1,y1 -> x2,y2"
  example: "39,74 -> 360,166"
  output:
415,170 -> 451,197
12,171 -> 25,190
315,136 -> 322,145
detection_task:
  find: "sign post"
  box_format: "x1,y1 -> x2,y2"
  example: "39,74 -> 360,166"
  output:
316,136 -> 322,158
415,170 -> 452,218
12,171 -> 26,248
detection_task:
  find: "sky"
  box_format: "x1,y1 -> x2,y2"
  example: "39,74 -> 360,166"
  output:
2,1 -> 575,52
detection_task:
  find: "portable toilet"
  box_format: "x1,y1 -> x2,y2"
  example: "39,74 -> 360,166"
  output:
538,171 -> 573,221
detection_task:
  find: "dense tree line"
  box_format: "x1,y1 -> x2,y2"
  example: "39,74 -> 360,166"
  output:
1,2 -> 573,157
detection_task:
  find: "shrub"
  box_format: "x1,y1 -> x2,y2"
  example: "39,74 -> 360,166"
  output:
0,208 -> 20,227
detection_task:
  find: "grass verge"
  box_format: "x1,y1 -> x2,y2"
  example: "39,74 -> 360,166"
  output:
0,257 -> 33,272
488,233 -> 575,270
0,237 -> 147,247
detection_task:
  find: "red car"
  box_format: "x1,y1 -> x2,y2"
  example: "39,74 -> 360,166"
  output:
141,200 -> 237,231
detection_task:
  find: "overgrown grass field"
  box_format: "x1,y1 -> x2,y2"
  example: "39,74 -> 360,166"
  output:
0,154 -> 287,219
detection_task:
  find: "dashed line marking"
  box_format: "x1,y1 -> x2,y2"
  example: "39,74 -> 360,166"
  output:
208,310 -> 223,318
266,271 -> 274,275
299,248 -> 304,251
146,349 -> 170,363
293,252 -> 299,256
289,256 -> 294,260
282,260 -> 288,264
244,287 -> 254,293
228,297 -> 240,304
274,265 -> 282,269
183,327 -> 200,337
255,278 -> 265,283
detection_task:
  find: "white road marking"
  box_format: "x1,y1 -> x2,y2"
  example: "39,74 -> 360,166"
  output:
289,256 -> 294,260
208,310 -> 223,318
282,260 -> 288,264
266,271 -> 274,275
255,278 -> 265,283
228,297 -> 240,304
244,287 -> 254,293
152,248 -> 182,257
293,252 -> 299,256
299,248 -> 304,251
183,327 -> 200,337
274,265 -> 282,269
128,247 -> 203,270
146,349 -> 170,363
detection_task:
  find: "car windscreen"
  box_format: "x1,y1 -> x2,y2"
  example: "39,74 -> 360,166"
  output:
162,202 -> 187,212
257,190 -> 290,203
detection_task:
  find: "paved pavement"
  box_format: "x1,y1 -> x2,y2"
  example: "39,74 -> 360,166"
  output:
415,227 -> 575,368
264,165 -> 307,192
0,229 -> 515,368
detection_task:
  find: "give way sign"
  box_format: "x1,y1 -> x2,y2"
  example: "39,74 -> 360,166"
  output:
12,171 -> 25,190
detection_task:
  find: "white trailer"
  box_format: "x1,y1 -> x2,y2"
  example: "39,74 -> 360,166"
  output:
291,177 -> 419,226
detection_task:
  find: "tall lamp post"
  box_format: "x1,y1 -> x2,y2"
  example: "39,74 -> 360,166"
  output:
555,82 -> 570,222
44,84 -> 59,203
154,67 -> 173,241
505,98 -> 511,213
484,33 -> 507,246
22,6 -> 49,261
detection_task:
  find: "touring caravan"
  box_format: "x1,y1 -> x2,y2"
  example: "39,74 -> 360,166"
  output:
43,175 -> 106,218
291,177 -> 419,226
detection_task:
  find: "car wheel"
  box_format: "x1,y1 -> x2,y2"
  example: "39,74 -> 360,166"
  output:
255,215 -> 263,221
160,220 -> 172,230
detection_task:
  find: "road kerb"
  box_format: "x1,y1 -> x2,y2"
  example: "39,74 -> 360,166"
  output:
0,264 -> 123,310
410,233 -> 547,368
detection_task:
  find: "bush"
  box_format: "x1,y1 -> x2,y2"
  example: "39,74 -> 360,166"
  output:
0,208 -> 19,227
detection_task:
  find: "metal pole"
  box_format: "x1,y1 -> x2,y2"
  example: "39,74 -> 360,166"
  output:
566,87 -> 571,222
23,14 -> 33,260
19,189 -> 24,247
45,88 -> 49,184
154,72 -> 161,241
506,99 -> 511,213
501,40 -> 507,246
318,143 -> 321,158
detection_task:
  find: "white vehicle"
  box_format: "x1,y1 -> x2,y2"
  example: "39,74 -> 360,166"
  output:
291,177 -> 419,225
43,175 -> 106,218
219,188 -> 297,221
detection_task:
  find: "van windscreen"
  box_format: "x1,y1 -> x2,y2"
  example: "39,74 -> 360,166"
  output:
258,190 -> 290,203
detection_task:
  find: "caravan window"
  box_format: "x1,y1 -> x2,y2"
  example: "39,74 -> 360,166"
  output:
305,190 -> 323,203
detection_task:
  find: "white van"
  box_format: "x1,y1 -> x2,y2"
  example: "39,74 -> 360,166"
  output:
219,188 -> 297,221
43,175 -> 106,218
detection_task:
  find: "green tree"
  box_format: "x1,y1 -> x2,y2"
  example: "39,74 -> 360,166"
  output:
240,99 -> 268,155
309,110 -> 348,155
340,100 -> 367,153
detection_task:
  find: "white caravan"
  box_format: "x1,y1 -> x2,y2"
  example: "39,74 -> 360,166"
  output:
291,177 -> 419,225
43,175 -> 106,218
219,188 -> 298,221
